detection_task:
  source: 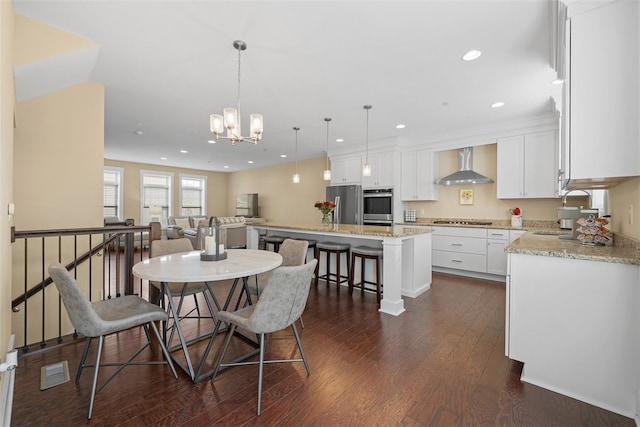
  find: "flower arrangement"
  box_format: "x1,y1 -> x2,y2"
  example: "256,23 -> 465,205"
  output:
315,200 -> 336,224
315,200 -> 336,215
510,207 -> 521,216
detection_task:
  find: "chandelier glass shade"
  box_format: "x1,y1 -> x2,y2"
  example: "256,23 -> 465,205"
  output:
210,40 -> 263,145
292,127 -> 300,184
362,105 -> 372,177
323,118 -> 332,181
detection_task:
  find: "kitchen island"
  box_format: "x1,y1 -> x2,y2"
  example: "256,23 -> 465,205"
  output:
247,223 -> 433,316
505,232 -> 640,417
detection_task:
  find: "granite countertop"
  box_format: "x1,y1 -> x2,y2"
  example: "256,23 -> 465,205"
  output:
506,232 -> 640,265
250,222 -> 433,238
397,217 -> 639,264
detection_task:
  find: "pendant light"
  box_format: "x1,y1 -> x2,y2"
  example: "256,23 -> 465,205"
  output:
323,118 -> 332,181
362,105 -> 372,177
292,127 -> 300,184
209,40 -> 263,145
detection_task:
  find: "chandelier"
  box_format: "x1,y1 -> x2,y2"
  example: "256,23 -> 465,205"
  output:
209,40 -> 263,145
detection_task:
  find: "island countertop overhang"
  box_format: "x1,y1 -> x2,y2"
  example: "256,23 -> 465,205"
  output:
248,222 -> 433,239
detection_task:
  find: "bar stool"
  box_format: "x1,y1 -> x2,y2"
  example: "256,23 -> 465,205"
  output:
263,235 -> 286,252
349,245 -> 383,308
302,239 -> 317,262
315,242 -> 350,289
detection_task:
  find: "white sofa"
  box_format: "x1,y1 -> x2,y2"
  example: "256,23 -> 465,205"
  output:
167,216 -> 247,249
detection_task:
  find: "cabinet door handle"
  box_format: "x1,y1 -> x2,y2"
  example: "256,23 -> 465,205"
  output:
451,259 -> 463,263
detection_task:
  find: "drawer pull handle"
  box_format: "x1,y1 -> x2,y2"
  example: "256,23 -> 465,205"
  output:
451,243 -> 463,246
451,259 -> 463,263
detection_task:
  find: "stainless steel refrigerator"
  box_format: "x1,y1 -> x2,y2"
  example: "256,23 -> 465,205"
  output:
326,185 -> 363,225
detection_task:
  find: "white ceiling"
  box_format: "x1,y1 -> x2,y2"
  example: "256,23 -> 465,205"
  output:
13,0 -> 561,173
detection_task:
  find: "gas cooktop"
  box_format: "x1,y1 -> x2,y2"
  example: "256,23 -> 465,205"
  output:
432,220 -> 493,226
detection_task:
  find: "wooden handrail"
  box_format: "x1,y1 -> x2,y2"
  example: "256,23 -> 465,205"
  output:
10,222 -> 161,309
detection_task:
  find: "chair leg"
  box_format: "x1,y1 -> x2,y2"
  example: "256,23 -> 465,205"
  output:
348,253 -> 355,295
87,335 -> 104,420
291,323 -> 310,375
257,333 -> 266,416
314,247 -> 320,286
76,337 -> 92,383
299,316 -> 305,329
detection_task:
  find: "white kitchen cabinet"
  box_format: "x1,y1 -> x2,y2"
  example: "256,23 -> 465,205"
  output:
506,252 -> 640,415
497,131 -> 558,199
401,149 -> 438,201
330,155 -> 362,185
432,227 -> 487,273
486,229 -> 510,275
565,0 -> 639,186
362,151 -> 398,189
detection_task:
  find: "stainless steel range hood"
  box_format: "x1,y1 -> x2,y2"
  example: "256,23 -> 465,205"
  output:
436,147 -> 494,185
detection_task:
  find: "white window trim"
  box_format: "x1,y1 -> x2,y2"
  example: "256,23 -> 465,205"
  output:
178,173 -> 207,217
104,166 -> 124,220
140,169 -> 173,225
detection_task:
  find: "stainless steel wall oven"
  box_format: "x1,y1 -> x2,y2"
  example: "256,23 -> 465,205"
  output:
363,188 -> 393,225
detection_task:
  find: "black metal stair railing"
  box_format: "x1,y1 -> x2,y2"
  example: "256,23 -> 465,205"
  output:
10,221 -> 161,353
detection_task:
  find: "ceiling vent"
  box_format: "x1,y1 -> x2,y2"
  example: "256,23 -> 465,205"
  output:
437,147 -> 494,185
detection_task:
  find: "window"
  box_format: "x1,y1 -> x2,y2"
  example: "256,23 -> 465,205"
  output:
179,174 -> 207,217
103,167 -> 124,219
140,170 -> 173,225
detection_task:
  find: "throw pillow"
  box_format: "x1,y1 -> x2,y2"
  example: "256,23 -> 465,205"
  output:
174,218 -> 191,229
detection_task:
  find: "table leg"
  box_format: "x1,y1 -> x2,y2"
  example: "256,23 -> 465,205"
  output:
162,282 -> 196,380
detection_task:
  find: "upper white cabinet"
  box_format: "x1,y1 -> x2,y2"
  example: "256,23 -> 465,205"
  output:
401,149 -> 438,201
497,131 -> 558,199
330,155 -> 362,185
565,0 -> 639,187
362,151 -> 398,189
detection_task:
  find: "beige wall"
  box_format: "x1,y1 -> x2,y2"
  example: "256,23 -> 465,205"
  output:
104,159 -> 230,224
228,157 -> 328,222
1,0 -> 15,368
609,177 -> 640,239
13,82 -> 104,229
407,144 -> 567,222
11,15 -> 105,348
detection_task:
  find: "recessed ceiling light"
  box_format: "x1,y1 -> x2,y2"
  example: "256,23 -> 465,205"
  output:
160,157 -> 167,160
396,124 -> 406,129
491,102 -> 505,108
248,160 -> 254,164
336,138 -> 344,143
134,130 -> 144,136
280,154 -> 287,158
180,150 -> 188,153
207,140 -> 216,144
462,50 -> 482,61
223,165 -> 229,169
551,78 -> 564,85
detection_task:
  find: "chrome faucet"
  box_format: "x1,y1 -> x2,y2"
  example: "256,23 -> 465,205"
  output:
561,189 -> 592,208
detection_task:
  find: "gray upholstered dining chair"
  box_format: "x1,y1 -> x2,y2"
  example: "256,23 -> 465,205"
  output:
212,259 -> 317,415
246,238 -> 309,327
247,238 -> 309,296
149,238 -> 219,354
48,262 -> 177,420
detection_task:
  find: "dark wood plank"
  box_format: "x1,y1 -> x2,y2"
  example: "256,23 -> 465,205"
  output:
12,272 -> 634,426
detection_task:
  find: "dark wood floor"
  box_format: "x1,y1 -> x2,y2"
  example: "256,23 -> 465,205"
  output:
12,272 -> 634,426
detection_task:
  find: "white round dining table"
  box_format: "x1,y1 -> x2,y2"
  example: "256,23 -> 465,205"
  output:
132,249 -> 282,382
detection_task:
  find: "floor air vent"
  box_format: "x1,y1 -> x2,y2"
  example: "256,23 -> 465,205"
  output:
40,361 -> 70,390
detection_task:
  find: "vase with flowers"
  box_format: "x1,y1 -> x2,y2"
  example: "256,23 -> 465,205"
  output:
315,200 -> 336,225
510,206 -> 522,228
